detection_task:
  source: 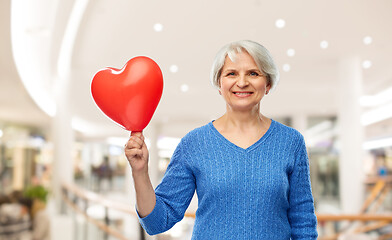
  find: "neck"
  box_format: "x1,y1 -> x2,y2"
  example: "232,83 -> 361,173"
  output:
219,105 -> 267,130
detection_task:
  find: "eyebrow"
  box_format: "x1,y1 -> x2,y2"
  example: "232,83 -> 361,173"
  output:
222,68 -> 262,73
247,69 -> 262,72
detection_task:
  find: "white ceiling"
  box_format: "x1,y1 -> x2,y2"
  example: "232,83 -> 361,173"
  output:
0,0 -> 50,127
1,0 -> 392,140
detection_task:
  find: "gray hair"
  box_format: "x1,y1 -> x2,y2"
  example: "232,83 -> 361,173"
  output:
210,40 -> 280,91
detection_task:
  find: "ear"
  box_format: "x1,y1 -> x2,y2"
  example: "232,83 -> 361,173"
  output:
218,78 -> 222,95
266,77 -> 272,94
266,86 -> 271,95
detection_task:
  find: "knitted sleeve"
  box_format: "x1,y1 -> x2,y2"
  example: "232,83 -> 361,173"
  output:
288,134 -> 318,239
138,139 -> 196,235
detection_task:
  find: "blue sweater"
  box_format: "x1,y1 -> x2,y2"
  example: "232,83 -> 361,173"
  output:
138,119 -> 318,239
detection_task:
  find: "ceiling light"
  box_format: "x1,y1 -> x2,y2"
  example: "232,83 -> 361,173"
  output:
109,145 -> 123,155
287,48 -> 295,57
306,128 -> 338,148
153,23 -> 163,32
361,102 -> 392,126
362,60 -> 372,69
305,120 -> 333,137
363,137 -> 392,150
170,65 -> 178,73
157,136 -> 181,149
282,64 -> 291,72
107,137 -> 129,147
320,40 -> 329,49
360,87 -> 392,107
363,36 -> 372,45
0,129 -> 3,138
275,19 -> 285,29
180,84 -> 189,92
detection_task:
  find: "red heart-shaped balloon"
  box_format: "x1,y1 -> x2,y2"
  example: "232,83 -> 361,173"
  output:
91,56 -> 163,131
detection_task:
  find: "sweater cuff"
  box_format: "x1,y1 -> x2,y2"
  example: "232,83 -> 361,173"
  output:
136,197 -> 166,235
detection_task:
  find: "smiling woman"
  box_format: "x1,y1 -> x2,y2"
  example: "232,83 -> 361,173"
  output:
210,40 -> 280,92
211,41 -> 279,149
218,51 -> 270,113
125,40 -> 318,240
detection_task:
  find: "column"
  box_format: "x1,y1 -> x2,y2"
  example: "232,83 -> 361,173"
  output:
124,137 -> 142,240
292,114 -> 308,136
12,146 -> 24,190
145,122 -> 161,188
51,76 -> 74,213
144,123 -> 161,240
337,56 -> 364,213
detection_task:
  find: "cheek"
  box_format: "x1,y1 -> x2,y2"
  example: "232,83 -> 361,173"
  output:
220,78 -> 236,90
219,79 -> 227,91
220,84 -> 233,94
256,81 -> 268,91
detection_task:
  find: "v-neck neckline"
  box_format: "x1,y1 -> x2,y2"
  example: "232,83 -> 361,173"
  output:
208,119 -> 276,152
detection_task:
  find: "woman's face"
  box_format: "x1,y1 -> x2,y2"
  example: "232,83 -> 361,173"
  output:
219,51 -> 270,112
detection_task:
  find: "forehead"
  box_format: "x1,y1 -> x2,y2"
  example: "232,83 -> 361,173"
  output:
222,51 -> 259,70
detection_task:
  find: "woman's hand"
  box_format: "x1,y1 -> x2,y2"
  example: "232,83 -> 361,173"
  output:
125,132 -> 149,175
124,132 -> 156,217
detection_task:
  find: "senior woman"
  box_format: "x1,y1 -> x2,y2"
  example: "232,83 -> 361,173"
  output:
125,40 -> 318,239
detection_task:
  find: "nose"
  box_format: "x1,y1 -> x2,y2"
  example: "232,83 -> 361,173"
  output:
236,75 -> 249,88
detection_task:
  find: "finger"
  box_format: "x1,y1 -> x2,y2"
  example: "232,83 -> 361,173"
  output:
129,133 -> 144,144
125,148 -> 143,157
141,139 -> 148,149
131,131 -> 142,137
131,131 -> 145,143
127,133 -> 144,145
125,138 -> 144,149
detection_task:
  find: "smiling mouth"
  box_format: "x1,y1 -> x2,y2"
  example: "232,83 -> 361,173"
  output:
233,92 -> 253,96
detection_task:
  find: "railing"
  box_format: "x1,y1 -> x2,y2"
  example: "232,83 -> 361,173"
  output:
61,182 -> 144,240
62,182 -> 392,240
317,214 -> 392,240
317,177 -> 392,240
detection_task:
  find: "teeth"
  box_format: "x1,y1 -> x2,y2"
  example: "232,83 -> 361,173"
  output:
234,92 -> 252,95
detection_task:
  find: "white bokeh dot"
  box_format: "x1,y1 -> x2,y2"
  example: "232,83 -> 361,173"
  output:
287,48 -> 295,57
180,84 -> 189,92
363,36 -> 372,45
320,40 -> 329,49
362,60 -> 372,69
153,23 -> 163,32
283,64 -> 291,72
275,19 -> 286,29
170,65 -> 178,73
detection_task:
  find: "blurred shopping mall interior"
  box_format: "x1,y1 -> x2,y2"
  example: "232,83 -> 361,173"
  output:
1,0 -> 392,239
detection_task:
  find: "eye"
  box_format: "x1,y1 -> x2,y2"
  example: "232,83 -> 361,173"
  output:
250,71 -> 259,76
226,72 -> 235,76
